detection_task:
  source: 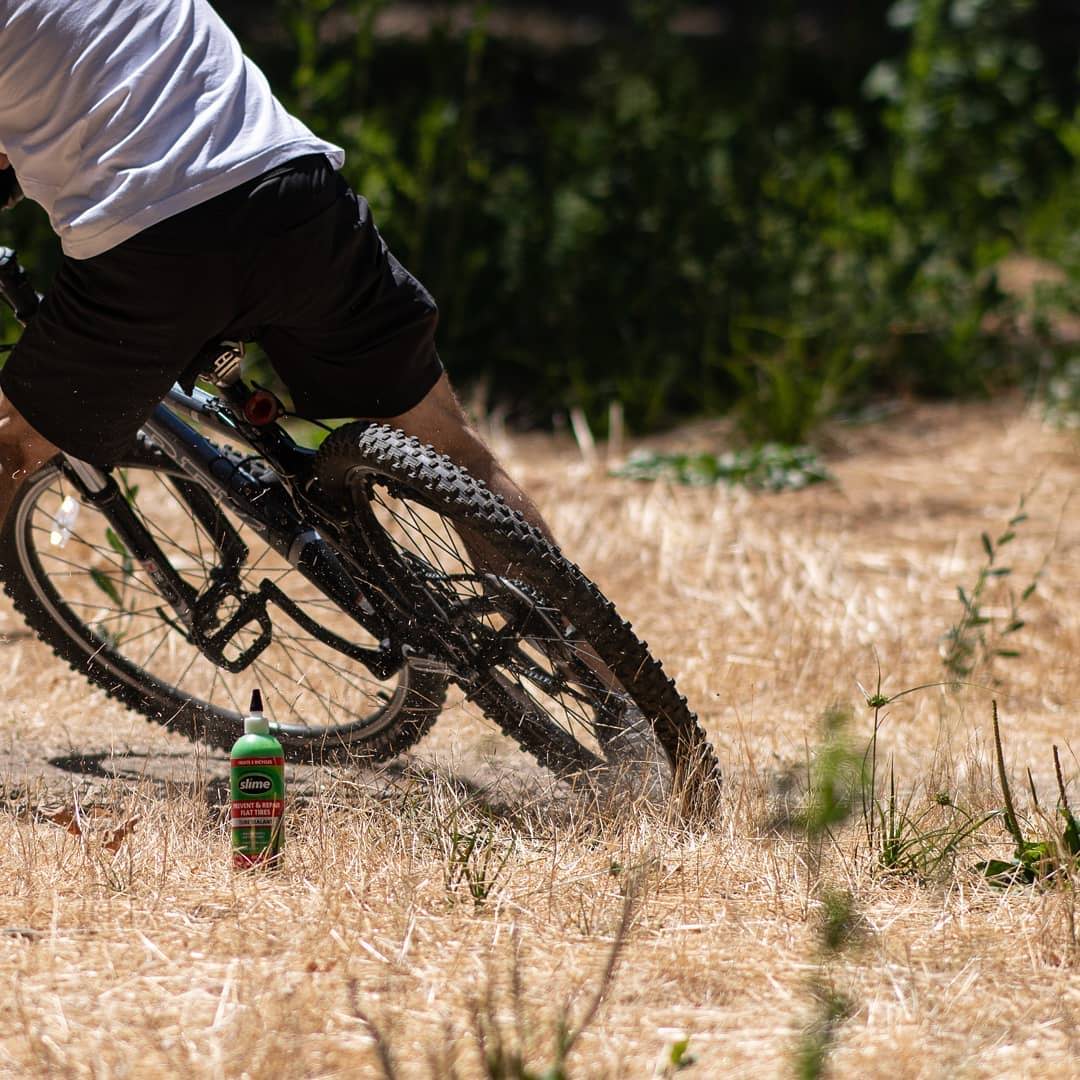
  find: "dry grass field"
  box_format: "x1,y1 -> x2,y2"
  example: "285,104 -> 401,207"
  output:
1,395 -> 1078,1079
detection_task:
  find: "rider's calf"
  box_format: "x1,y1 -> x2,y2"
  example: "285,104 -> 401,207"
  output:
0,391 -> 57,524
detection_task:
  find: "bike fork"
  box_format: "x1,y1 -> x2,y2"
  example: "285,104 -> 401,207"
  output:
62,455 -> 198,628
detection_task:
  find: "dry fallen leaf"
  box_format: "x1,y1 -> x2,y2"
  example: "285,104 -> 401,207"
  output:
102,817 -> 140,853
46,807 -> 81,837
44,806 -> 139,851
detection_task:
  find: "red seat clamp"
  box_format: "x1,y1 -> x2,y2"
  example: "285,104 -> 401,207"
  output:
243,390 -> 283,427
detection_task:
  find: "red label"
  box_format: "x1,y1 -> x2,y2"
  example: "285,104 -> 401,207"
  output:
233,850 -> 280,869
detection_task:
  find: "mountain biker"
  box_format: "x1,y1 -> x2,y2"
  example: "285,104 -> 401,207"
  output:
0,0 -> 551,551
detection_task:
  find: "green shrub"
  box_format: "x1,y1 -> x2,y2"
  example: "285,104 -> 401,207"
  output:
2,0 -> 1075,441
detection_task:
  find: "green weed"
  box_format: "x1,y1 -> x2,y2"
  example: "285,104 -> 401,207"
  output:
940,494 -> 1044,681
794,982 -> 853,1080
857,670 -> 998,879
790,707 -> 866,1080
613,444 -> 830,492
873,764 -> 998,879
975,703 -> 1079,886
439,811 -> 516,909
660,1037 -> 696,1076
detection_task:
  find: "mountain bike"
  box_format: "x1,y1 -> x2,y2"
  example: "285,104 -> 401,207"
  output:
0,246 -> 719,807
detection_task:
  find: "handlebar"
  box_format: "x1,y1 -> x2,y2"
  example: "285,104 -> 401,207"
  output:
0,246 -> 40,324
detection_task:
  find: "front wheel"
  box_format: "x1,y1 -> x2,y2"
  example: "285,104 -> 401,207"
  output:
316,424 -> 720,808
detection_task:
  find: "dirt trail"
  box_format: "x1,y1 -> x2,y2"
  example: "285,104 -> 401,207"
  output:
1,394 -> 1077,807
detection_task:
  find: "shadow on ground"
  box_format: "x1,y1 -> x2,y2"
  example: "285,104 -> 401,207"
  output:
35,747 -> 548,822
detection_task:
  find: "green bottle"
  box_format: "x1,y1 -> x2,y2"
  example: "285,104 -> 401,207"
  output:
230,689 -> 285,869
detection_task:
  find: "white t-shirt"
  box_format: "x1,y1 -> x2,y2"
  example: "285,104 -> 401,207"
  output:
0,0 -> 345,259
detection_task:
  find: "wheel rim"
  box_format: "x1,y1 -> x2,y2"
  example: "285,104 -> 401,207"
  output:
14,463 -> 428,743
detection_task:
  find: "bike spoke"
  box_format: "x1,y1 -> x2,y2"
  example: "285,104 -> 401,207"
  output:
371,490 -> 480,597
269,629 -> 392,706
268,644 -> 339,727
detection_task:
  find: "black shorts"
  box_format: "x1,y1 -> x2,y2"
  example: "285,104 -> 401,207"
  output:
0,155 -> 443,465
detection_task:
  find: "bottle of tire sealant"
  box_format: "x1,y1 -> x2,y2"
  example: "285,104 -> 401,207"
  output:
230,690 -> 285,869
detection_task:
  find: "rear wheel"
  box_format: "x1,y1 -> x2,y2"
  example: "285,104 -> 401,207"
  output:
316,424 -> 720,806
0,455 -> 447,762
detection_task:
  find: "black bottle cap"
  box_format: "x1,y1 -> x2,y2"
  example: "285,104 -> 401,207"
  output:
249,688 -> 263,713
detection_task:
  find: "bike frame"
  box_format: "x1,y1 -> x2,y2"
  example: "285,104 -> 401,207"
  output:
60,368 -> 415,681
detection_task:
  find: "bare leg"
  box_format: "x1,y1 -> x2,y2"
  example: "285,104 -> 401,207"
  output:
0,392 -> 59,528
380,373 -> 555,547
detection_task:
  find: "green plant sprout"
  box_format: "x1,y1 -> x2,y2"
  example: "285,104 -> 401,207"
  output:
874,762 -> 999,879
440,811 -> 516,909
975,703 -> 1079,886
856,662 -> 997,876
791,706 -> 866,1080
940,493 -> 1046,681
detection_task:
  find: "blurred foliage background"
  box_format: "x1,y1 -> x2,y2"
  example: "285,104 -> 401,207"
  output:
5,0 -> 1079,440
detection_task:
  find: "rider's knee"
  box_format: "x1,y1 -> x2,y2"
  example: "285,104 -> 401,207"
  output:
389,371 -> 495,470
0,389 -> 57,468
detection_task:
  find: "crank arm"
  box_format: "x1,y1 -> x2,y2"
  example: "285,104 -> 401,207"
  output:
259,580 -> 406,680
